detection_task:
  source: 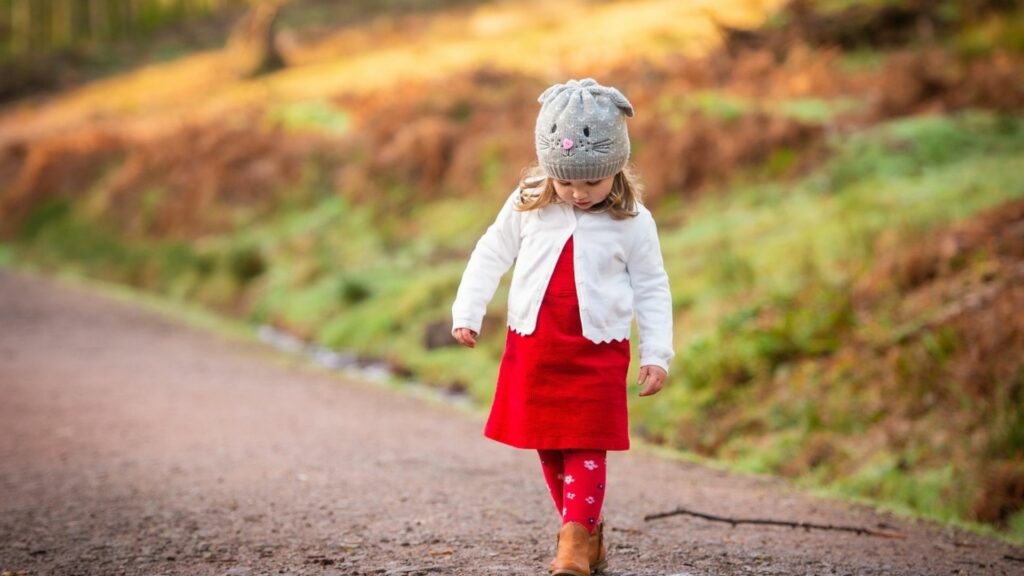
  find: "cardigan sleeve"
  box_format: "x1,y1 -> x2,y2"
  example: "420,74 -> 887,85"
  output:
451,190 -> 523,336
625,209 -> 675,372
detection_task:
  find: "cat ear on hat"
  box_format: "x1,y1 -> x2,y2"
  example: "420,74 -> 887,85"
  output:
537,82 -> 566,105
592,85 -> 634,118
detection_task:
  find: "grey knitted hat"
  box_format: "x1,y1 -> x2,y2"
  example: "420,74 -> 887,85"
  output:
534,78 -> 634,181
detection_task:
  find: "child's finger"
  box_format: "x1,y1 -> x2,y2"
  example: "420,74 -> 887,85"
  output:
639,377 -> 662,396
453,328 -> 477,347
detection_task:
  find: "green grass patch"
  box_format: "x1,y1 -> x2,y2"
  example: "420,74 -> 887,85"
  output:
265,99 -> 352,136
658,90 -> 870,127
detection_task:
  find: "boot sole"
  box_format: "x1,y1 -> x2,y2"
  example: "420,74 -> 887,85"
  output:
550,570 -> 588,576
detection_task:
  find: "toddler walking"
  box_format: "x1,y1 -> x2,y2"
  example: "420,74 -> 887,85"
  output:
451,78 -> 674,575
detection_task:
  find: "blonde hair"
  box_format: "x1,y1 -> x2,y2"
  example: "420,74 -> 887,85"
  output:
514,163 -> 643,220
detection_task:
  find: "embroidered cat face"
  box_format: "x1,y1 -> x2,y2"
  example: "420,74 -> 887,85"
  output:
536,121 -> 616,159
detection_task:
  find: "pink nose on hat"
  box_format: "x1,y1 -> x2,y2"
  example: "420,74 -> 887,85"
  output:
562,138 -> 574,150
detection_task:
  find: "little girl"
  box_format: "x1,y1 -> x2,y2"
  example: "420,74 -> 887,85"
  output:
451,78 -> 674,576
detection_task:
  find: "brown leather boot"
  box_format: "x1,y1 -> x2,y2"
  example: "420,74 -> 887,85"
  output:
549,521 -> 591,576
589,516 -> 607,573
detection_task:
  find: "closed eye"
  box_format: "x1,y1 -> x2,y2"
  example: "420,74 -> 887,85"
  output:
557,180 -> 604,187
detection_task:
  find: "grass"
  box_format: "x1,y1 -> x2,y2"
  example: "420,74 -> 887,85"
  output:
658,90 -> 869,128
631,110 -> 1024,543
264,99 -> 352,136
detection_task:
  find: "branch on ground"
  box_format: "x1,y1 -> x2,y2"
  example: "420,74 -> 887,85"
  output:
645,506 -> 907,539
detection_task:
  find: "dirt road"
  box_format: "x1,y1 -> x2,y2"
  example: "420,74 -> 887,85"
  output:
1,268 -> 1021,575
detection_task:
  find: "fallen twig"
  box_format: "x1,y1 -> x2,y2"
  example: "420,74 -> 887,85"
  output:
1004,554 -> 1024,563
644,506 -> 907,539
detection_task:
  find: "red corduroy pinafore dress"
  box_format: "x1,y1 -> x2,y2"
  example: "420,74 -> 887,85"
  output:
484,235 -> 632,451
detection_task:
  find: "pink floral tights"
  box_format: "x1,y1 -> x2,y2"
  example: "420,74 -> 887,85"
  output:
537,449 -> 607,533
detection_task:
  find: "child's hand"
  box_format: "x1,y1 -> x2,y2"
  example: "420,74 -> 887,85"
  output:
453,328 -> 478,348
637,365 -> 667,396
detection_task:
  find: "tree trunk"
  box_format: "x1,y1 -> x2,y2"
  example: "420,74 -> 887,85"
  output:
227,0 -> 286,78
71,0 -> 90,43
10,0 -> 31,54
90,0 -> 108,44
51,0 -> 72,49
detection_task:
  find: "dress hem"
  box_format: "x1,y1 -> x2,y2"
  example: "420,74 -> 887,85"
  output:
484,429 -> 630,451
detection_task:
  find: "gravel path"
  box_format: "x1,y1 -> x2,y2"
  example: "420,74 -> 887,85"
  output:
1,268 -> 1021,576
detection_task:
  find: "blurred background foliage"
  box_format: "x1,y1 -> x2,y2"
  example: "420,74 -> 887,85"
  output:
1,0 -> 1023,543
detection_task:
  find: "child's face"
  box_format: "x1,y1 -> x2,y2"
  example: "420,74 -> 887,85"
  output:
552,175 -> 614,210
